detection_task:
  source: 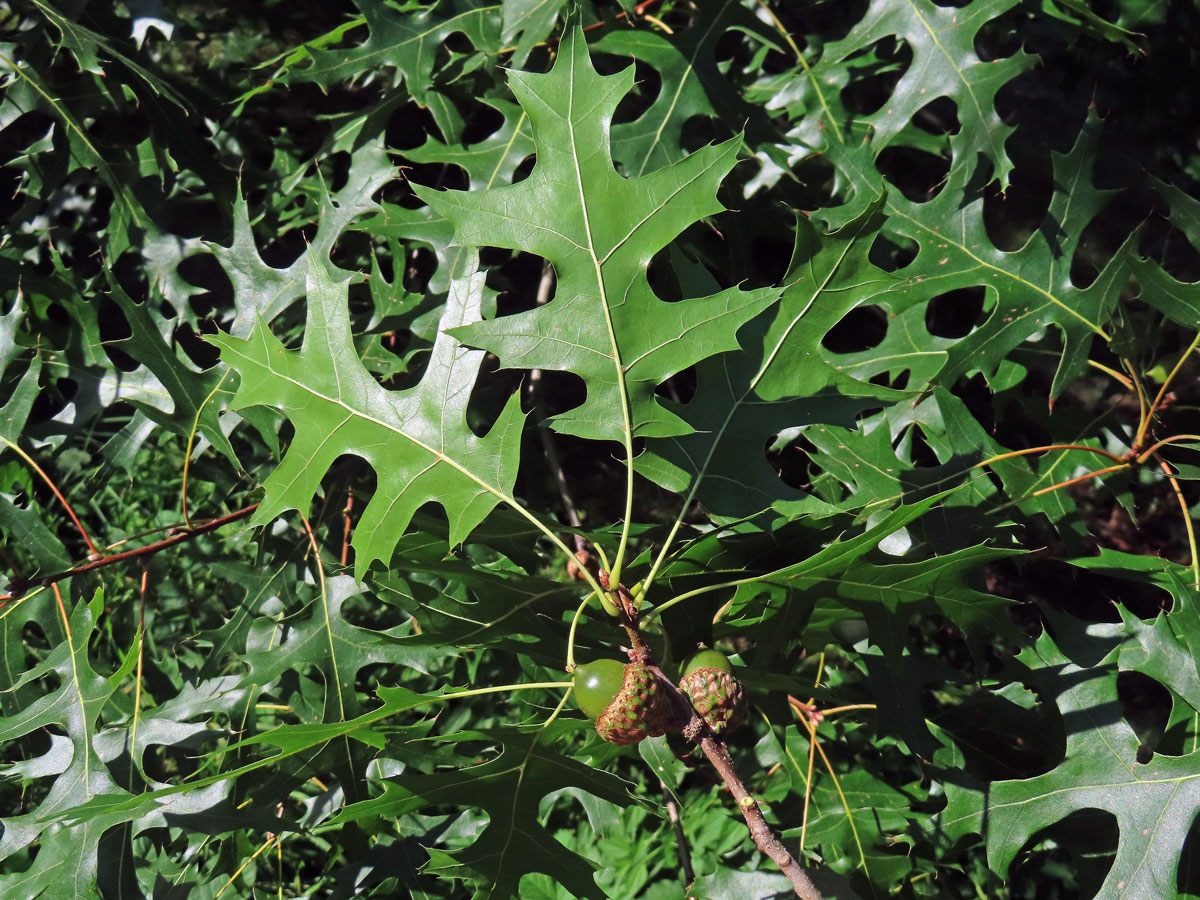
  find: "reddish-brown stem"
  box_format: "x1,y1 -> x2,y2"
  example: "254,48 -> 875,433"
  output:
4,503 -> 259,600
977,443 -> 1125,468
787,695 -> 820,719
340,488 -> 354,567
817,703 -> 877,718
1135,332 -> 1200,451
99,520 -> 195,552
1136,433 -> 1200,464
51,479 -> 99,555
1029,462 -> 1131,497
698,735 -> 824,900
1,438 -> 99,556
790,697 -> 879,721
619,601 -> 652,664
645,674 -> 822,897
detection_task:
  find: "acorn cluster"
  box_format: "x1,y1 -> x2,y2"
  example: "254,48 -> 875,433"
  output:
573,646 -> 747,745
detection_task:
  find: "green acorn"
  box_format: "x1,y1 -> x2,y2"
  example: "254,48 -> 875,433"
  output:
573,659 -> 671,745
678,648 -> 746,735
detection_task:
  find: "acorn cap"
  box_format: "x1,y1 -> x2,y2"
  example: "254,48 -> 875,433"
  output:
680,666 -> 746,734
594,662 -> 671,745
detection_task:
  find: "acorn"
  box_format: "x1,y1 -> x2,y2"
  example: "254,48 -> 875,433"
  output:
573,659 -> 672,745
678,648 -> 746,735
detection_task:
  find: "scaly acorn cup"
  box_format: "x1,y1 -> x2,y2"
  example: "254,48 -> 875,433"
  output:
678,648 -> 746,735
573,659 -> 672,745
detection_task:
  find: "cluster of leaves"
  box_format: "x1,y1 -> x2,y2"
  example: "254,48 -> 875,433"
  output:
3,0 -> 1200,897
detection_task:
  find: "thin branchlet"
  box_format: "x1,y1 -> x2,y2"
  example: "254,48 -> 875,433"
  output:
614,584 -> 824,900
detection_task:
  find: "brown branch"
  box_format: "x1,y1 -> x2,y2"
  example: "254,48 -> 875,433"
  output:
1029,461 -> 1131,497
340,488 -> 355,567
618,597 -> 652,663
647,666 -> 823,899
4,503 -> 260,600
697,735 -> 823,899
